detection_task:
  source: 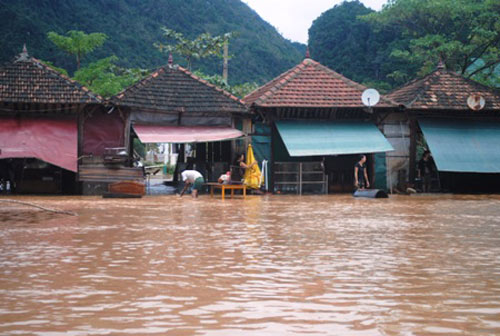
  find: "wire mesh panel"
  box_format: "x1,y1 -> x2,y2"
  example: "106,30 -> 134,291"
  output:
274,162 -> 327,194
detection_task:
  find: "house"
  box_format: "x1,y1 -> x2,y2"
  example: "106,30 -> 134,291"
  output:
109,56 -> 250,183
387,62 -> 500,192
243,55 -> 395,194
0,46 -> 102,194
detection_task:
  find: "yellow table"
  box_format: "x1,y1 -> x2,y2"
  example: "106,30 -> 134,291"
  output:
206,183 -> 246,200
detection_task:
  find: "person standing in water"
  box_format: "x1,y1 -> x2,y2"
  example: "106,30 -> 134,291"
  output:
354,155 -> 370,190
179,169 -> 204,198
418,150 -> 434,192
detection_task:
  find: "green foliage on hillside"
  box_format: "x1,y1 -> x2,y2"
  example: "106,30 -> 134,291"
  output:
0,0 -> 303,85
309,1 -> 380,84
309,0 -> 500,90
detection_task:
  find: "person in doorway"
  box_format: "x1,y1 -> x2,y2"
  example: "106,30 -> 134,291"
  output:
418,150 -> 434,192
179,169 -> 204,198
354,155 -> 370,190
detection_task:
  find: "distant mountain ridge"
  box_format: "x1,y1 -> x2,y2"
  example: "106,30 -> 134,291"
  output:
0,0 -> 304,85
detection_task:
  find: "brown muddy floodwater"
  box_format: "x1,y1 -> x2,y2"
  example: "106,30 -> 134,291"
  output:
1,194 -> 500,336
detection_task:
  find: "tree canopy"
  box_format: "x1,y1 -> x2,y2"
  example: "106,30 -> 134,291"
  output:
73,56 -> 148,98
47,30 -> 107,69
155,28 -> 233,71
45,29 -> 256,98
45,30 -> 147,97
364,0 -> 500,86
308,0 -> 500,90
192,71 -> 258,99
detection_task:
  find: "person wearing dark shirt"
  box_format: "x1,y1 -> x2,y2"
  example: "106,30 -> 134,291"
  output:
231,153 -> 256,183
354,155 -> 370,190
418,150 -> 434,192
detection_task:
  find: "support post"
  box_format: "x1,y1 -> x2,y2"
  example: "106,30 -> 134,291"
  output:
409,118 -> 417,184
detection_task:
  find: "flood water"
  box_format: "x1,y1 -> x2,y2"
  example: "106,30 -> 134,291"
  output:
1,194 -> 500,336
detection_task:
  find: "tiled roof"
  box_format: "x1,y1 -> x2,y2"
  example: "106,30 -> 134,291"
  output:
0,47 -> 101,104
111,65 -> 248,115
243,58 -> 394,108
387,66 -> 500,110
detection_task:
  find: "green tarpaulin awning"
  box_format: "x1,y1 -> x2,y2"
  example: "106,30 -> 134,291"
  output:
275,120 -> 393,157
419,119 -> 500,173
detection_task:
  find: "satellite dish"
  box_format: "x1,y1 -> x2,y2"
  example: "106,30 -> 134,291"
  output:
362,88 -> 380,107
467,95 -> 485,111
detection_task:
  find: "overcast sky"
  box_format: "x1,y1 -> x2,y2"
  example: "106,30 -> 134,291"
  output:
243,0 -> 388,44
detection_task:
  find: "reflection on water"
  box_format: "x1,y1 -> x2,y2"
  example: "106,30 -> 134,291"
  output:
1,194 -> 500,335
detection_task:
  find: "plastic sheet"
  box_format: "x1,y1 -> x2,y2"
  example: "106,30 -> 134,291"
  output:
0,117 -> 77,172
83,109 -> 125,156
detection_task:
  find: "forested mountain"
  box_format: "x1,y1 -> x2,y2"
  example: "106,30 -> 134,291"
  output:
308,1 -> 402,91
309,0 -> 500,91
0,0 -> 304,85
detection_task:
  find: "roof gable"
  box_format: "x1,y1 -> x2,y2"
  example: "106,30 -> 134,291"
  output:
0,48 -> 101,104
111,65 -> 248,115
387,68 -> 500,110
244,58 -> 393,108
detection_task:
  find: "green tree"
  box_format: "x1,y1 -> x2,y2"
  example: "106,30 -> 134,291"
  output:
192,70 -> 258,99
47,30 -> 107,70
154,28 -> 233,70
73,56 -> 148,98
364,0 -> 500,85
40,60 -> 69,77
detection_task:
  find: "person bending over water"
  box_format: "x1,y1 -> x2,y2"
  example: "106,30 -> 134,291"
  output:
354,155 -> 370,190
179,169 -> 204,198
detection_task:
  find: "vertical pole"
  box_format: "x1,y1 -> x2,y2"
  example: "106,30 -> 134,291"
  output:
299,162 -> 302,195
270,121 -> 275,193
179,144 -> 185,163
370,153 -> 375,188
409,118 -> 417,185
77,104 -> 84,193
223,40 -> 229,84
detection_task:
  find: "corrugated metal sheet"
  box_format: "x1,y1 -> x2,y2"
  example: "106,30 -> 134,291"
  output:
275,121 -> 394,157
419,119 -> 500,173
